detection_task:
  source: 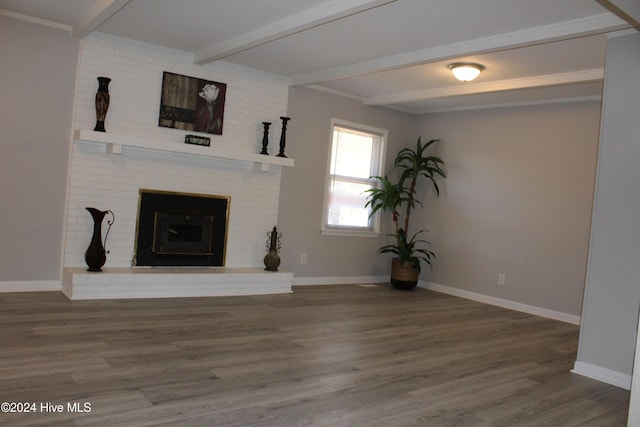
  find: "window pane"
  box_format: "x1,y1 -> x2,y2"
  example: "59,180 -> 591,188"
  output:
327,180 -> 371,227
323,119 -> 387,235
331,128 -> 374,179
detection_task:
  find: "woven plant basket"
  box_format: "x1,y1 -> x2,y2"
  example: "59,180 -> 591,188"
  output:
390,258 -> 420,290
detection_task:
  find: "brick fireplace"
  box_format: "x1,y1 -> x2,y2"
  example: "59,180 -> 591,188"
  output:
61,33 -> 294,299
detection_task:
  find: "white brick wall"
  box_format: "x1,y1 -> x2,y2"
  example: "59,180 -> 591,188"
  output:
64,33 -> 290,269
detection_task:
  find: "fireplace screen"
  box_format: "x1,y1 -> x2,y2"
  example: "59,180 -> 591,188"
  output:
153,212 -> 214,255
134,190 -> 229,266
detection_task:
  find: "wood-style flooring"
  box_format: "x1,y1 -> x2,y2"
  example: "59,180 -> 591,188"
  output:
0,284 -> 630,426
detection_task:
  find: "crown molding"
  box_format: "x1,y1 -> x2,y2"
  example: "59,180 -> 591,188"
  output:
414,95 -> 602,115
306,85 -> 365,101
0,9 -> 70,31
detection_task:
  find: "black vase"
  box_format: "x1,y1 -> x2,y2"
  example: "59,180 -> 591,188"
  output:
85,207 -> 114,272
94,77 -> 111,132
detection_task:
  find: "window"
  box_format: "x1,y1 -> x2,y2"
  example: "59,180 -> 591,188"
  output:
322,119 -> 387,236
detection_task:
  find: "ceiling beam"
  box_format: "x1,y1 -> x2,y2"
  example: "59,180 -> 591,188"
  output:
292,13 -> 628,86
72,0 -> 131,38
362,69 -> 604,106
194,0 -> 397,65
598,0 -> 640,27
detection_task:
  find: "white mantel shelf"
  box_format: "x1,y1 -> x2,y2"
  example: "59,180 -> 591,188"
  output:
73,129 -> 295,170
62,267 -> 294,300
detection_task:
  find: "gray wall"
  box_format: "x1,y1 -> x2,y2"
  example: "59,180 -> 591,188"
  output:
0,16 -> 79,281
576,32 -> 640,377
278,86 -> 418,279
414,102 -> 601,316
278,84 -> 600,317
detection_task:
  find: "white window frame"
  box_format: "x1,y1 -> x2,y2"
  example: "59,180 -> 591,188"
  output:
321,119 -> 388,237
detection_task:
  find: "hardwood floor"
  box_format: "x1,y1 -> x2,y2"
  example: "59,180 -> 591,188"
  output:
0,284 -> 630,426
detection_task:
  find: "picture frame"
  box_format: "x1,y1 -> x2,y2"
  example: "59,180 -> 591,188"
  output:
158,72 -> 227,135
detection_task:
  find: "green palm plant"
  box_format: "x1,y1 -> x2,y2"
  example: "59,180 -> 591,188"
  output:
365,137 -> 446,270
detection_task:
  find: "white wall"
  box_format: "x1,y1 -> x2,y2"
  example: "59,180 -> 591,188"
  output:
575,31 -> 640,388
0,16 -> 79,285
416,102 -> 601,318
64,33 -> 291,269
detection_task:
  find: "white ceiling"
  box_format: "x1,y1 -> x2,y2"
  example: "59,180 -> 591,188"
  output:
1,0 -> 637,113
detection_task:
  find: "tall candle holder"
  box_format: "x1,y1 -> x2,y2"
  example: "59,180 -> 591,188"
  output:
260,122 -> 271,155
277,116 -> 290,158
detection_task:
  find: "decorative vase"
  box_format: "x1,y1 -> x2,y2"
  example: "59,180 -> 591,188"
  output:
390,258 -> 420,290
264,225 -> 282,271
277,116 -> 290,158
85,207 -> 115,272
260,122 -> 271,155
94,77 -> 111,132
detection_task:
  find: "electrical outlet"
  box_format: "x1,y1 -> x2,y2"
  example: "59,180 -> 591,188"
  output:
498,273 -> 506,285
300,252 -> 308,264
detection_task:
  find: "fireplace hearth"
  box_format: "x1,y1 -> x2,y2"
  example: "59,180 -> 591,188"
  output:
134,189 -> 230,267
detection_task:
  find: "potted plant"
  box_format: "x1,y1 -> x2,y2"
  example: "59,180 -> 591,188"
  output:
365,137 -> 446,290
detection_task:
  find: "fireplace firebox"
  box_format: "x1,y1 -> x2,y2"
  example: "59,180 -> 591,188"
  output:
134,189 -> 230,266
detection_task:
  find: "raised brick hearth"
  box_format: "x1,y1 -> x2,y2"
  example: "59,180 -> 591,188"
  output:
63,267 -> 293,300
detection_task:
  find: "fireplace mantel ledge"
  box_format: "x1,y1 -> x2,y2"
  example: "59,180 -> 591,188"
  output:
73,129 -> 295,170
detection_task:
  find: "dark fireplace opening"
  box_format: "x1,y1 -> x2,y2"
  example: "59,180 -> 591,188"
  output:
134,189 -> 230,267
153,212 -> 214,255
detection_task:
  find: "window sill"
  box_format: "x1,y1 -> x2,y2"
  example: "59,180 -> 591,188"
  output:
320,228 -> 381,238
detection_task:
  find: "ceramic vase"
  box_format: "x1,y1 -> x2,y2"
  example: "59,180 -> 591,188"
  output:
85,207 -> 114,272
94,77 -> 111,132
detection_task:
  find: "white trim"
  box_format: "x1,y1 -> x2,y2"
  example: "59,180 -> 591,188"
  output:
627,309 -> 640,425
420,280 -> 581,325
363,69 -> 604,107
571,361 -> 632,390
305,84 -> 601,115
307,85 -> 365,101
320,228 -> 380,238
415,95 -> 602,115
606,28 -> 640,39
0,280 -> 62,292
321,119 -> 388,235
293,275 -> 388,286
0,9 -> 71,31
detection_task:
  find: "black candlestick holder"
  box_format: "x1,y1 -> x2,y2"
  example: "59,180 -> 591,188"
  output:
277,116 -> 290,158
260,122 -> 271,155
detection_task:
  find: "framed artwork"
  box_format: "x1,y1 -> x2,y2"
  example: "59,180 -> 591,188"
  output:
158,72 -> 227,135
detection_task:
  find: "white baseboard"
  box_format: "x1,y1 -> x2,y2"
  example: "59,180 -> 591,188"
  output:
572,361 -> 631,390
420,280 -> 581,325
0,280 -> 62,292
293,276 -> 388,286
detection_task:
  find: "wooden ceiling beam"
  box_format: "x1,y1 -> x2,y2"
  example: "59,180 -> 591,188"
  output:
72,0 -> 131,38
292,13 -> 628,86
194,0 -> 397,65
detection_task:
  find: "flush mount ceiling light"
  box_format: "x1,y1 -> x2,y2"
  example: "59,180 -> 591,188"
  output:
448,63 -> 485,82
